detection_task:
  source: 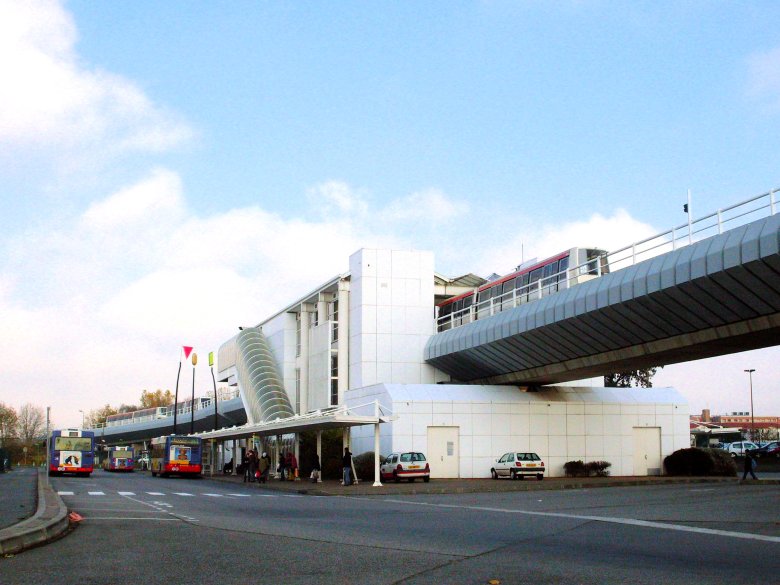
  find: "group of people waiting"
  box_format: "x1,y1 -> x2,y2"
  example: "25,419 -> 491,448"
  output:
242,449 -> 272,484
235,446 -> 352,485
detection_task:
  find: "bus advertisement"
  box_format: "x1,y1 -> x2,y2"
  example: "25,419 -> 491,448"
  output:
102,446 -> 135,472
49,429 -> 95,477
150,435 -> 202,478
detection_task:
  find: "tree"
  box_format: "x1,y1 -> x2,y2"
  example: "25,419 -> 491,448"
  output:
0,402 -> 19,448
86,404 -> 118,428
140,389 -> 174,408
604,367 -> 661,388
18,404 -> 45,444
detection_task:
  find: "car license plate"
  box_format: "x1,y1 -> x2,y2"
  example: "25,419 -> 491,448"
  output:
527,464 -> 536,467
409,465 -> 419,469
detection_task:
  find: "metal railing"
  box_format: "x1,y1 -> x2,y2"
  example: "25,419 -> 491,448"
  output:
92,387 -> 241,430
436,186 -> 778,332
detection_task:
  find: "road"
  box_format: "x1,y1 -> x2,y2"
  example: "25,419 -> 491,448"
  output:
4,471 -> 779,584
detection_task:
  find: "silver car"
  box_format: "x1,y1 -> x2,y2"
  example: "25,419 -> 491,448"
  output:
491,452 -> 545,480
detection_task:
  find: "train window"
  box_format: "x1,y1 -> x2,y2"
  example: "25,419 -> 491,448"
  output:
463,295 -> 473,308
520,273 -> 529,288
529,268 -> 543,283
543,262 -> 557,279
502,278 -> 516,294
439,303 -> 452,318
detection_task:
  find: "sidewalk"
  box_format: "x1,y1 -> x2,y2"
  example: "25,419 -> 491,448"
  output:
0,468 -> 70,555
205,469 -> 780,496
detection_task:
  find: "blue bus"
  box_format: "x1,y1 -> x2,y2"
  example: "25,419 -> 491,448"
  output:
49,429 -> 95,477
150,435 -> 202,478
102,446 -> 135,472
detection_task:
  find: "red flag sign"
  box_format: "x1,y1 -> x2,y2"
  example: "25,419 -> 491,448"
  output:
182,346 -> 194,360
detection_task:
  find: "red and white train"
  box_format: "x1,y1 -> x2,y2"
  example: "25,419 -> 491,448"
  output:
436,247 -> 607,332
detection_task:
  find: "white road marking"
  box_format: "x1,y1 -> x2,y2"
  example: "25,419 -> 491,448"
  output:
88,491 -> 105,495
57,491 -> 74,496
146,492 -> 165,495
173,492 -> 194,496
227,493 -> 251,497
82,517 -> 182,521
118,491 -> 136,496
203,493 -> 223,497
382,499 -> 780,544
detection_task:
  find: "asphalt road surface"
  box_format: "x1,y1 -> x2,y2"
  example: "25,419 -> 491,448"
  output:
4,471 -> 779,584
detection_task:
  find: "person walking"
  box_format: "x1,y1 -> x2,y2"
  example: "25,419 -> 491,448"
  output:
342,447 -> 353,486
742,449 -> 758,481
278,451 -> 287,481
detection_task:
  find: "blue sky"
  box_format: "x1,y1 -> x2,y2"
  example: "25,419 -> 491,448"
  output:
2,1 -> 779,428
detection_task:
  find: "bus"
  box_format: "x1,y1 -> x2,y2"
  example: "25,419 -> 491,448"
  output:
150,435 -> 202,478
49,429 -> 95,477
102,445 -> 135,472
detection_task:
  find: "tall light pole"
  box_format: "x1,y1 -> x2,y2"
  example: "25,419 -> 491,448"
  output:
79,409 -> 85,428
744,369 -> 756,442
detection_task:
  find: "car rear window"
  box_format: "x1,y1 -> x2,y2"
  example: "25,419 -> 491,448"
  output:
400,453 -> 426,462
517,453 -> 540,461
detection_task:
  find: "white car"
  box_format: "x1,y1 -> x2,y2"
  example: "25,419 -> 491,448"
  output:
491,452 -> 545,480
725,441 -> 759,457
380,452 -> 430,483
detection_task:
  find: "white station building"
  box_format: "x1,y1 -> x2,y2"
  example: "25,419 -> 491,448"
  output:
214,248 -> 689,478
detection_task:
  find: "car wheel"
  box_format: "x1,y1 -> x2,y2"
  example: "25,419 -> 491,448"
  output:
491,469 -> 498,480
510,469 -> 516,480
393,471 -> 400,483
537,474 -> 544,481
423,476 -> 430,483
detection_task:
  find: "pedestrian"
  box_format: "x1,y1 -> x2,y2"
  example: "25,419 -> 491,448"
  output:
246,449 -> 257,482
342,447 -> 352,486
258,451 -> 270,483
278,451 -> 286,481
742,449 -> 758,481
310,454 -> 321,483
240,449 -> 249,482
287,451 -> 298,481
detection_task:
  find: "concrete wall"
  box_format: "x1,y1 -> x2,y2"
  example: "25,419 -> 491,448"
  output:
347,384 -> 689,478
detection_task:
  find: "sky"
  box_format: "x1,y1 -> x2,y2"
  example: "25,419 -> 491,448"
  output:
2,0 -> 779,428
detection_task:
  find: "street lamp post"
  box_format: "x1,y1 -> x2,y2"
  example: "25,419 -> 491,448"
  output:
79,409 -> 85,429
744,369 -> 756,442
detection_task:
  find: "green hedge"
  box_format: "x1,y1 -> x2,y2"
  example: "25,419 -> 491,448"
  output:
663,448 -> 736,476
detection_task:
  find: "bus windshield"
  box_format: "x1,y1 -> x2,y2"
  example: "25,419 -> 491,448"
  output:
54,437 -> 93,451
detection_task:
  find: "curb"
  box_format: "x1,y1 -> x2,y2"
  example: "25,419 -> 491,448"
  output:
0,470 -> 70,555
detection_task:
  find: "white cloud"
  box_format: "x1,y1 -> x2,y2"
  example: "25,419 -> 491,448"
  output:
0,0 -> 192,164
381,188 -> 470,224
308,181 -> 369,217
82,168 -> 185,230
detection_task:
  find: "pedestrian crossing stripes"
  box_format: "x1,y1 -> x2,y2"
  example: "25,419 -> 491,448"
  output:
57,490 -> 284,499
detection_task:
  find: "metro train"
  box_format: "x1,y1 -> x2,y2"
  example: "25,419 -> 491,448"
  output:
436,247 -> 607,332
